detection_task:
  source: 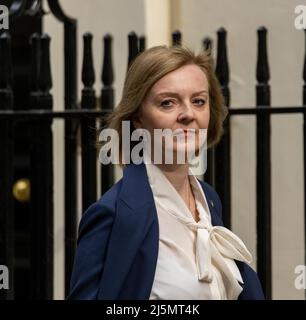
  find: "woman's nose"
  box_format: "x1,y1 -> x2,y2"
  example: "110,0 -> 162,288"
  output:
177,102 -> 194,122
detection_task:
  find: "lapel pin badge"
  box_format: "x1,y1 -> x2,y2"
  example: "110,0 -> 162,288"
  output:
210,200 -> 214,208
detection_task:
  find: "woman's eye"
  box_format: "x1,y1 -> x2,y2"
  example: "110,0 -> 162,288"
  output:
193,99 -> 206,106
160,100 -> 174,108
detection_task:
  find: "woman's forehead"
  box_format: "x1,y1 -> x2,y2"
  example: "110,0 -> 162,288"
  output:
149,64 -> 209,96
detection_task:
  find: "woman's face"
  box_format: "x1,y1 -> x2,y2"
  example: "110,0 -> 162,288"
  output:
133,63 -> 210,162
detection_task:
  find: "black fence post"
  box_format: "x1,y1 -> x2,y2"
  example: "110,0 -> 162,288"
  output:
215,27 -> 231,229
0,32 -> 15,300
81,33 -> 97,212
100,34 -> 114,195
139,35 -> 146,53
256,26 -> 272,299
128,31 -> 139,68
47,0 -> 78,297
63,21 -> 78,300
29,33 -> 54,299
172,30 -> 182,46
202,37 -> 212,55
28,35 -> 41,300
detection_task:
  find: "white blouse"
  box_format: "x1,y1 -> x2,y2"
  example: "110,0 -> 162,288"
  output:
145,162 -> 252,300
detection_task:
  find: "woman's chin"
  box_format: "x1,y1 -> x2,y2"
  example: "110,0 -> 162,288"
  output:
163,145 -> 199,165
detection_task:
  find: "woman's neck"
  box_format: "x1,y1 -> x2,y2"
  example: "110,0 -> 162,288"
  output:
157,163 -> 199,222
144,146 -> 199,220
156,163 -> 190,194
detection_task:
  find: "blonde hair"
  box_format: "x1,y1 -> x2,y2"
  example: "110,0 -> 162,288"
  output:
102,45 -> 228,166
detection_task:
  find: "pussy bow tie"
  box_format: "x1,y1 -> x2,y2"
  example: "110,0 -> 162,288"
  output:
169,208 -> 252,299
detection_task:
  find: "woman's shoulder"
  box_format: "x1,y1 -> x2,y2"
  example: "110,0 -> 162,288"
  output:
78,179 -> 123,233
98,178 -> 124,210
197,179 -> 221,200
196,179 -> 223,215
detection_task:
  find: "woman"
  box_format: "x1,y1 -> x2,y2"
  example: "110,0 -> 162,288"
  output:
68,45 -> 264,300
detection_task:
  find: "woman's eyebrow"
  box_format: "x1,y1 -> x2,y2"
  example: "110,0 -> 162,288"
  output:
154,92 -> 180,98
155,90 -> 208,98
191,90 -> 208,97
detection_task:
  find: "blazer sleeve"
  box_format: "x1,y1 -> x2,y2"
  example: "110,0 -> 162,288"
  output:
67,201 -> 115,300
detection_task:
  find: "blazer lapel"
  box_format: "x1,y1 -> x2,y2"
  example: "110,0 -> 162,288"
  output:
198,180 -> 224,227
98,163 -> 158,299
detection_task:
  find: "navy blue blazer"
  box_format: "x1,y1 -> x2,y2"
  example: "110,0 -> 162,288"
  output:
68,163 -> 265,300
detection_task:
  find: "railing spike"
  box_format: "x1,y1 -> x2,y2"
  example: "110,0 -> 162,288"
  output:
202,37 -> 213,54
39,33 -> 52,94
256,26 -> 270,85
29,33 -> 41,92
0,32 -> 12,90
172,30 -> 182,46
102,34 -> 114,87
215,27 -> 229,91
127,31 -> 139,68
82,32 -> 95,88
139,35 -> 146,52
